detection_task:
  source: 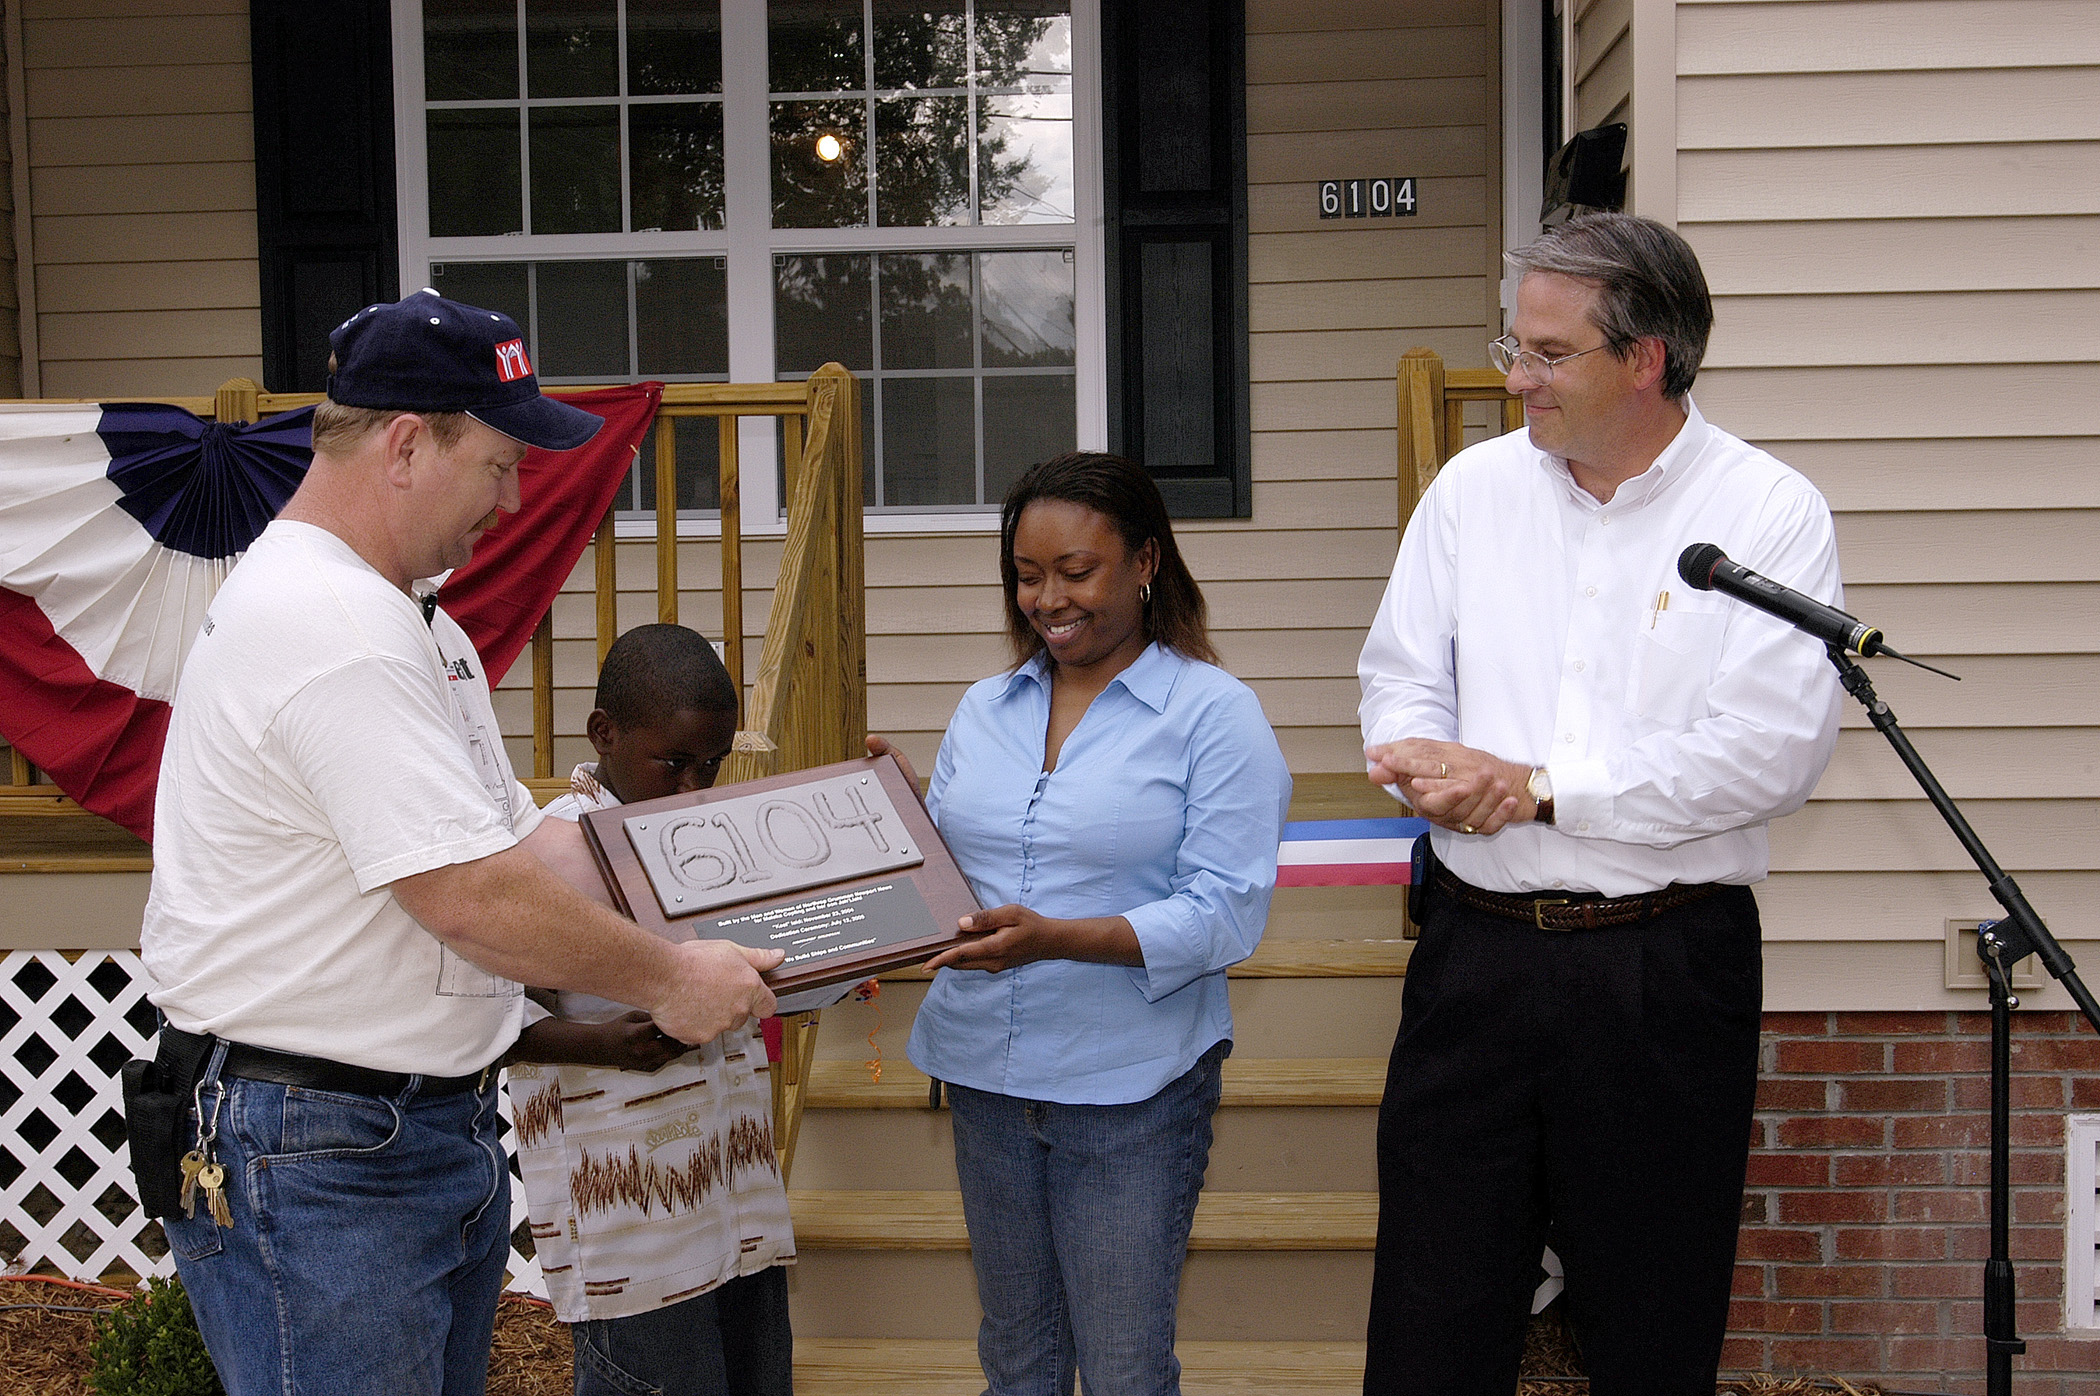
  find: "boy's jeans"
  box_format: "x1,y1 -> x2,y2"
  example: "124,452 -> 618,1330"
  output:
572,1265 -> 794,1396
165,1065 -> 511,1396
946,1039 -> 1228,1396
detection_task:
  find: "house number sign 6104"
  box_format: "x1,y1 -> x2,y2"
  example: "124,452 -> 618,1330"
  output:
624,771 -> 925,919
1319,178 -> 1417,218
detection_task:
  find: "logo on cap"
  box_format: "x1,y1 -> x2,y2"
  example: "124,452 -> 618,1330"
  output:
493,339 -> 533,383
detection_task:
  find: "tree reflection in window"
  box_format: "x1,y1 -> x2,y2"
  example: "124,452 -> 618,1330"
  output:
423,0 -> 725,236
776,247 -> 1075,509
770,1 -> 1071,230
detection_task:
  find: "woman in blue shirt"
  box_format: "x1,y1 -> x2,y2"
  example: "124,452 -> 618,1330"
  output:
880,452 -> 1290,1396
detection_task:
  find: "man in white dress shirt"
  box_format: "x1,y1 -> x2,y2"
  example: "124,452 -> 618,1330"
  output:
1355,213 -> 1843,1395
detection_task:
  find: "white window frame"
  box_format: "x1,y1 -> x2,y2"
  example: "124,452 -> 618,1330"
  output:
392,0 -> 1106,538
1500,0 -> 1545,327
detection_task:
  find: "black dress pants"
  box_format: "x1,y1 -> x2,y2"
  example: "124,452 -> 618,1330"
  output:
1363,882 -> 1763,1396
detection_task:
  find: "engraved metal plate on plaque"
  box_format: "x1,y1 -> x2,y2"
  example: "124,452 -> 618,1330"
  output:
623,771 -> 925,921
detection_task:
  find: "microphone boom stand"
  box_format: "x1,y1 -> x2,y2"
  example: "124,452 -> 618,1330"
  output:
1825,648 -> 2100,1396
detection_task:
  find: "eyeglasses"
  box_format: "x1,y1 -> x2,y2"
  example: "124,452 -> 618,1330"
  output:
1490,336 -> 1611,385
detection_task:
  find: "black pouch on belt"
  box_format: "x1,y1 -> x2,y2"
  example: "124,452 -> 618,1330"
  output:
120,1025 -> 213,1219
1407,830 -> 1437,932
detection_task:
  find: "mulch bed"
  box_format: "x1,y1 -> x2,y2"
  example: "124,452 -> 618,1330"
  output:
1519,1304 -> 1886,1394
0,1278 -> 1884,1396
0,1278 -> 569,1396
0,1277 -> 127,1396
486,1298 -> 571,1396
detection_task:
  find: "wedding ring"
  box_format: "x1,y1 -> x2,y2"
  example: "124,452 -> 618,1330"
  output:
1460,823 -> 1476,834
1438,762 -> 1449,778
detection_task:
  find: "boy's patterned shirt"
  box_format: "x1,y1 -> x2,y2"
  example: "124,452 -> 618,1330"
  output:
506,763 -> 794,1322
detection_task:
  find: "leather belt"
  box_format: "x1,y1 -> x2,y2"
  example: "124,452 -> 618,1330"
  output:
162,1026 -> 491,1099
1432,866 -> 1723,932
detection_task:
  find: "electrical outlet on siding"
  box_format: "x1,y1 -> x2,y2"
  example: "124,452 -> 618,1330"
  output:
1944,919 -> 2044,992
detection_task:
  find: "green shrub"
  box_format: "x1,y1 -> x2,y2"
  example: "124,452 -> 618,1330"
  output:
86,1275 -> 225,1396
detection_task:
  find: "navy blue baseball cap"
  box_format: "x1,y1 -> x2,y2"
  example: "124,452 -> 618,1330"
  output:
327,289 -> 603,452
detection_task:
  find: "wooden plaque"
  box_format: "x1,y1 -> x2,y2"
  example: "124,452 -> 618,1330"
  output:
579,752 -> 978,994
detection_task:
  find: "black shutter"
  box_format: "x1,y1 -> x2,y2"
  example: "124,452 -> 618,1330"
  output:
251,0 -> 400,393
1100,0 -> 1250,518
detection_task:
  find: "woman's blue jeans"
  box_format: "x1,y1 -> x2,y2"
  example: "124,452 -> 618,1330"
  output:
163,1066 -> 511,1396
946,1040 -> 1227,1396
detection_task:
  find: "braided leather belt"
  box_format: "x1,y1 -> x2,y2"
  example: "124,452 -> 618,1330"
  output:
1432,866 -> 1723,932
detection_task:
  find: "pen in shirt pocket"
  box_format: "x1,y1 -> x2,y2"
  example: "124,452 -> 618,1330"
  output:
1649,589 -> 1669,628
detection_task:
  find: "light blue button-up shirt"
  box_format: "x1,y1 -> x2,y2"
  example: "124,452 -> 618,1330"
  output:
907,643 -> 1291,1105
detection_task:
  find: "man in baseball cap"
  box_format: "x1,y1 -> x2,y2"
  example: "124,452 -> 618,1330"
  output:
327,288 -> 603,452
141,291 -> 781,1394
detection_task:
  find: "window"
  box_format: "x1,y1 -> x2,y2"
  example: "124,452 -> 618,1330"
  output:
393,0 -> 1102,528
766,1 -> 1074,230
431,254 -> 731,510
422,0 -> 726,237
774,248 -> 1075,509
767,1 -> 1080,510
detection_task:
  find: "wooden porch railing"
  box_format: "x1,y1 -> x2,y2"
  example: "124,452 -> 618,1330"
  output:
1395,347 -> 1523,527
0,368 -> 867,1177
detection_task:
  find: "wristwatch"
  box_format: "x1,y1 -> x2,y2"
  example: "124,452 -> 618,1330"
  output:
1527,767 -> 1555,826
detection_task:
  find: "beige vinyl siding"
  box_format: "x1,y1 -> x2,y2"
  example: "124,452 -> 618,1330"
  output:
1572,0 -> 1633,129
0,13 -> 19,398
18,0 -> 259,398
1569,0 -> 1634,210
1677,0 -> 2100,74
1675,0 -> 2100,1004
1235,0 -> 1502,771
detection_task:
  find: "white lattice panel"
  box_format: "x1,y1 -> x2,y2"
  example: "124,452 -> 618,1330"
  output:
494,1082 -> 546,1296
1,951 -> 547,1295
1,951 -> 166,1280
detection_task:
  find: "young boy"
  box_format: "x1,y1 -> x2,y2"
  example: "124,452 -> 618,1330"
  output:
506,623 -> 794,1396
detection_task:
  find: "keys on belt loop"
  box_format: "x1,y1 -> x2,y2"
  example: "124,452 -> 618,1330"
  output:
188,1041 -> 235,1229
1533,898 -> 1571,931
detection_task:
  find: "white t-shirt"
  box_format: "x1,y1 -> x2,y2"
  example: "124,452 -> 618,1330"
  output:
143,520 -> 543,1076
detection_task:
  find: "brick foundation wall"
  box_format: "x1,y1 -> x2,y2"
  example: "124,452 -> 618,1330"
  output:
1731,1011 -> 2100,1394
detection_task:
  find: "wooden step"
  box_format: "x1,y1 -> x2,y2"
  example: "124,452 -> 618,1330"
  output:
805,1057 -> 1387,1109
1228,938 -> 1411,978
794,1338 -> 1365,1394
879,936 -> 1412,982
0,812 -> 152,872
813,977 -> 1409,1073
788,1190 -> 1377,1251
1289,772 -> 1407,822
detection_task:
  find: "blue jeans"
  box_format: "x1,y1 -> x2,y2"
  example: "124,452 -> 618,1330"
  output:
946,1040 -> 1227,1396
164,1059 -> 511,1396
571,1265 -> 793,1396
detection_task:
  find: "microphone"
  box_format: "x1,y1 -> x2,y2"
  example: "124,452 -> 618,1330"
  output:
1677,543 -> 1879,655
1676,543 -> 1959,680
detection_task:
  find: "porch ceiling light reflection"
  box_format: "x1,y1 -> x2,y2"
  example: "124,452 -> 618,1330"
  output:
815,132 -> 844,163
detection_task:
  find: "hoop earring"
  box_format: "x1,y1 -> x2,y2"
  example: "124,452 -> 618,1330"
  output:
1140,581 -> 1152,605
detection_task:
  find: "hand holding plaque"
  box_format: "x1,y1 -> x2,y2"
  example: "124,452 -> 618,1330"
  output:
579,752 -> 978,994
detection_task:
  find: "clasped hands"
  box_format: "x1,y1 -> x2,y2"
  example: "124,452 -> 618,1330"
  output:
1366,738 -> 1539,837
